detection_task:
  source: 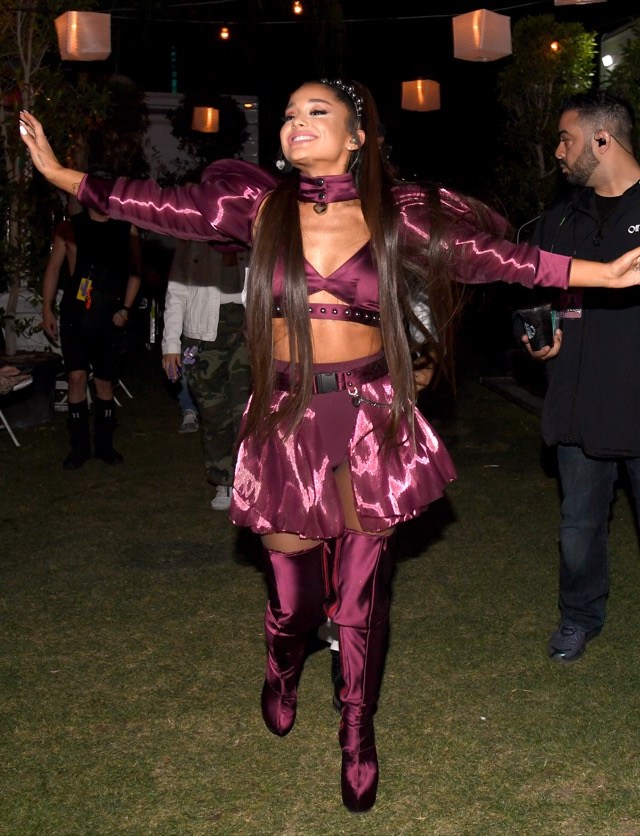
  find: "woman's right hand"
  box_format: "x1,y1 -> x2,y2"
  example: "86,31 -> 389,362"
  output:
19,111 -> 63,178
19,111 -> 85,195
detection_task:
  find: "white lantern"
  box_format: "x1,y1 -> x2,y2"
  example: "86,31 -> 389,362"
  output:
554,1 -> 606,5
453,9 -> 512,62
401,80 -> 441,112
55,11 -> 111,61
192,107 -> 220,133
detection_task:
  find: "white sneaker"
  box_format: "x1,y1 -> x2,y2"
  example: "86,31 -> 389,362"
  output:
211,485 -> 232,511
179,409 -> 199,433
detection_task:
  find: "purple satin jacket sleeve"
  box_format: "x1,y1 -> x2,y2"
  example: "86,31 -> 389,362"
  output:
78,160 -> 278,246
393,183 -> 571,290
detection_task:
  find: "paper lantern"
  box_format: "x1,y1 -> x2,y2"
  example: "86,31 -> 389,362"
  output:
401,80 -> 440,112
554,0 -> 606,5
192,107 -> 220,133
453,9 -> 512,62
55,11 -> 111,61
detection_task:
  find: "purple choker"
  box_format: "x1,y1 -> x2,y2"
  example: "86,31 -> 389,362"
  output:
298,173 -> 359,215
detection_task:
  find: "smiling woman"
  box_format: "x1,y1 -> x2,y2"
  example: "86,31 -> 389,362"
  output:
18,77 -> 640,814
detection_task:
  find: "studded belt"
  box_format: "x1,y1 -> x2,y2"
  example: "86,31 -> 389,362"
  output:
275,356 -> 388,395
273,302 -> 381,327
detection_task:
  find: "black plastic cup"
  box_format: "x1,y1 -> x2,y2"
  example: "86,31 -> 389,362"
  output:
513,304 -> 555,351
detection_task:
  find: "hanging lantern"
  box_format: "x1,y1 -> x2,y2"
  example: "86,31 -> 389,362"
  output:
401,80 -> 440,112
293,1 -> 303,14
192,107 -> 220,133
219,26 -> 230,40
554,0 -> 606,5
453,9 -> 512,62
55,11 -> 111,61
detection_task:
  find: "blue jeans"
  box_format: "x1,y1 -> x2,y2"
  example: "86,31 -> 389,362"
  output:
177,373 -> 197,414
556,444 -> 640,632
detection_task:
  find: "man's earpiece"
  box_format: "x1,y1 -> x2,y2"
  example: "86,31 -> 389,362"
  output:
596,136 -> 606,147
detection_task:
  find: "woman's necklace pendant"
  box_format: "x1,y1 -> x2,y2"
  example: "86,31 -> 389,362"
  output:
313,202 -> 328,215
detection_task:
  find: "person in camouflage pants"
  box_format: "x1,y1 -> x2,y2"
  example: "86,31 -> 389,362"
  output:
162,241 -> 250,510
182,301 -> 250,490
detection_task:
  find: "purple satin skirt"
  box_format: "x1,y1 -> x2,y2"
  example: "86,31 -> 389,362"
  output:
229,355 -> 457,538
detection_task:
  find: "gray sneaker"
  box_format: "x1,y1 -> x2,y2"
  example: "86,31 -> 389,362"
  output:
211,485 -> 232,511
179,409 -> 199,433
547,623 -> 596,662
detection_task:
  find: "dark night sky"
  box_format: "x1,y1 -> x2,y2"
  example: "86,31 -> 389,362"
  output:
97,0 -> 637,195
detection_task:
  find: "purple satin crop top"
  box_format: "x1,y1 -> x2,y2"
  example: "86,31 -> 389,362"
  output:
272,242 -> 381,324
77,159 -> 572,305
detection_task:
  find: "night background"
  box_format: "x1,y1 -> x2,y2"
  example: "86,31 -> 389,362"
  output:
93,0 -> 637,197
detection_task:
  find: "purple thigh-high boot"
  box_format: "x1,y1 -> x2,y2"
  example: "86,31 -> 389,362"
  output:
330,529 -> 395,813
261,542 -> 330,737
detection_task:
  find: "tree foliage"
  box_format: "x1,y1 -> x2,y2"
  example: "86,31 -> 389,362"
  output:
0,2 -> 148,352
494,15 -> 596,227
159,93 -> 249,185
601,21 -> 640,151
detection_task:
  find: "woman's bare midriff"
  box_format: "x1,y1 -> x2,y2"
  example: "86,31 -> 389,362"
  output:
272,292 -> 383,363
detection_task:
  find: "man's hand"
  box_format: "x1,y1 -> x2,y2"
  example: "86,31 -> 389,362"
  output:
414,365 -> 435,393
522,328 -> 562,360
113,309 -> 129,328
162,354 -> 182,383
413,350 -> 437,394
0,366 -> 30,395
42,308 -> 58,342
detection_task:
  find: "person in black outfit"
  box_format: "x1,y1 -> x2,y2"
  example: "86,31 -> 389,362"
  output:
525,91 -> 640,662
41,167 -> 141,469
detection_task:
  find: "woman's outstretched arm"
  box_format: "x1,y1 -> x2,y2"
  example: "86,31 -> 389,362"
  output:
19,111 -> 277,245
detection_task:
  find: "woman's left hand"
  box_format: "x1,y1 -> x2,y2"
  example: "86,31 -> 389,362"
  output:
607,246 -> 640,288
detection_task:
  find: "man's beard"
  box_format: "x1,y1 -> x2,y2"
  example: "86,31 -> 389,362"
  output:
560,146 -> 599,187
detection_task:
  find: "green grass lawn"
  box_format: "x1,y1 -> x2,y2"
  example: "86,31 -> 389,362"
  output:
2,353 -> 640,834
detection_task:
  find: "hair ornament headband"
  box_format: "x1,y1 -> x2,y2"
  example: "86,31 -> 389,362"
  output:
320,79 -> 364,119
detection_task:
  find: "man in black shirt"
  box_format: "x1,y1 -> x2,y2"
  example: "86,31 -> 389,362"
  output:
42,167 -> 141,469
526,91 -> 640,662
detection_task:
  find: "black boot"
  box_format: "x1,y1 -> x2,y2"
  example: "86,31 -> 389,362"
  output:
63,400 -> 91,470
94,398 -> 123,465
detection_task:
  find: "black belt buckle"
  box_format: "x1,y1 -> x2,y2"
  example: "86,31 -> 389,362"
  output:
314,372 -> 340,394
